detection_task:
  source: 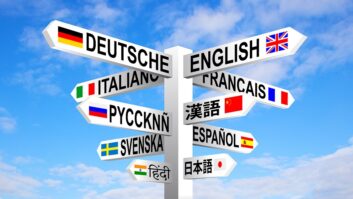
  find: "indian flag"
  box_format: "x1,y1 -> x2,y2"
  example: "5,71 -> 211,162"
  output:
134,164 -> 147,176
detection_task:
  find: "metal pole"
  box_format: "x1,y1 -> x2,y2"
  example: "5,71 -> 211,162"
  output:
164,46 -> 193,199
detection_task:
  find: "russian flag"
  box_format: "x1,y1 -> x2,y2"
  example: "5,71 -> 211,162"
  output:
89,106 -> 107,118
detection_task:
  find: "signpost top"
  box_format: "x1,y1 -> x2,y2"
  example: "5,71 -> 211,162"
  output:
184,94 -> 256,124
97,134 -> 164,160
193,71 -> 295,109
43,20 -> 172,77
193,123 -> 258,154
77,97 -> 171,135
71,70 -> 163,103
184,153 -> 236,179
127,159 -> 172,183
184,27 -> 306,78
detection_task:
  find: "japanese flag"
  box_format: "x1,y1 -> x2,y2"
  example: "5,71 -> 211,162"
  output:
213,158 -> 227,171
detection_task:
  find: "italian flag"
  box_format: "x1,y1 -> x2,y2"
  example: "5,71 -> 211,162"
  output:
76,82 -> 95,99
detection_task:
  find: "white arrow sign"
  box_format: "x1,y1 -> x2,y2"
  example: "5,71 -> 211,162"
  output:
184,94 -> 255,124
193,71 -> 295,109
97,134 -> 164,160
77,97 -> 171,135
43,20 -> 172,77
184,153 -> 236,179
193,124 -> 258,154
184,27 -> 306,78
127,159 -> 172,183
71,70 -> 163,103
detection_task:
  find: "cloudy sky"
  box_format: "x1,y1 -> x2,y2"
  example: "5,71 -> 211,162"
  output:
0,0 -> 352,198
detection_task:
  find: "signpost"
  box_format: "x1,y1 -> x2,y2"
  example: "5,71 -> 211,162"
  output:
43,20 -> 306,199
127,159 -> 172,183
184,94 -> 256,124
193,71 -> 295,109
71,70 -> 163,103
184,27 -> 306,78
77,97 -> 171,135
43,20 -> 172,77
184,153 -> 236,179
193,124 -> 258,154
97,134 -> 164,160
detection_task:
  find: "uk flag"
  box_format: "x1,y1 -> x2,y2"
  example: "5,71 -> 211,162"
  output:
266,31 -> 288,54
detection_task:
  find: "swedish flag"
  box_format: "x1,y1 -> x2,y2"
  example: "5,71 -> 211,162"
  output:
101,142 -> 119,156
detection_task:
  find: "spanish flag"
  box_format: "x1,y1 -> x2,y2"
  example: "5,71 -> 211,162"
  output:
241,136 -> 254,149
58,26 -> 83,48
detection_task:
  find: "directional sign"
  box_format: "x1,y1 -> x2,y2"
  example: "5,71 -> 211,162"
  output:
77,97 -> 171,135
43,20 -> 172,77
193,124 -> 258,154
184,94 -> 255,124
97,134 -> 164,160
193,71 -> 294,109
184,27 -> 306,77
127,159 -> 172,183
184,153 -> 236,179
71,70 -> 163,103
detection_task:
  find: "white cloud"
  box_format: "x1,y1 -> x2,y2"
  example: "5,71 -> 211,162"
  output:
0,107 -> 16,133
247,0 -> 352,28
83,185 -> 163,199
350,137 -> 353,145
278,0 -> 352,16
0,117 -> 16,133
44,139 -> 353,198
44,179 -> 62,187
13,156 -> 43,165
294,18 -> 353,78
20,27 -> 46,50
84,1 -> 122,23
156,0 -> 244,50
50,163 -> 129,186
243,155 -> 283,170
193,141 -> 353,199
12,64 -> 62,96
0,160 -> 41,198
51,8 -> 71,19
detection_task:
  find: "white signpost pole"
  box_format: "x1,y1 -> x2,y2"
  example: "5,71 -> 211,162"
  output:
164,46 -> 193,199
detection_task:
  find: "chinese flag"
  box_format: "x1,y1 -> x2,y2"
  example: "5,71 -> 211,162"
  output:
224,95 -> 243,113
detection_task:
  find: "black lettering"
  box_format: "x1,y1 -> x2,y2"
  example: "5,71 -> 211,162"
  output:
239,42 -> 248,61
86,33 -> 96,52
258,84 -> 266,99
190,54 -> 200,72
138,49 -> 148,66
117,42 -> 127,61
109,105 -> 117,123
127,45 -> 137,63
250,39 -> 260,59
193,126 -> 199,142
160,55 -> 169,73
107,39 -> 117,58
213,48 -> 223,67
97,36 -> 106,56
120,139 -> 126,156
126,108 -> 134,126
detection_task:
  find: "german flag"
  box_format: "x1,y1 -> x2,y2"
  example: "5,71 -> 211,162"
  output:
58,26 -> 83,48
241,136 -> 254,149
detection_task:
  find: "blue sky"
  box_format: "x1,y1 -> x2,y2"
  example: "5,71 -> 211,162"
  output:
0,0 -> 353,198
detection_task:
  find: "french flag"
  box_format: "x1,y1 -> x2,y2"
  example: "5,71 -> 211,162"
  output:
89,106 -> 107,118
268,87 -> 288,105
